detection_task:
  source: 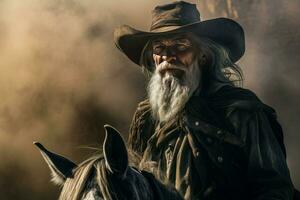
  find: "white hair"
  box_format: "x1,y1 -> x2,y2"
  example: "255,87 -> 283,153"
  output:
148,59 -> 200,122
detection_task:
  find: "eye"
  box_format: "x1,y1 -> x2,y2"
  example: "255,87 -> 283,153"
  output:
175,44 -> 190,51
152,45 -> 164,54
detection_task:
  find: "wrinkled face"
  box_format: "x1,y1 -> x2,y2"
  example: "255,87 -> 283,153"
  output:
152,34 -> 196,79
148,34 -> 202,122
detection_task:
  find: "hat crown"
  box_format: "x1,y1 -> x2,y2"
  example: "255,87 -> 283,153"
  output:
150,1 -> 201,31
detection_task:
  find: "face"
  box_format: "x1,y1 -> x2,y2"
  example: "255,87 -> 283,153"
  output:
152,34 -> 196,77
148,34 -> 202,122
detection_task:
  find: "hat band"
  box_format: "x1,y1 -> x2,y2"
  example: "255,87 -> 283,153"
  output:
150,25 -> 182,32
150,18 -> 200,31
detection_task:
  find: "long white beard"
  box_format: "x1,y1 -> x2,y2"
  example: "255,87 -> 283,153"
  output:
148,60 -> 201,122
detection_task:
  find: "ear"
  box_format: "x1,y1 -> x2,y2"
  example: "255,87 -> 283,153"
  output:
103,124 -> 128,179
34,142 -> 77,186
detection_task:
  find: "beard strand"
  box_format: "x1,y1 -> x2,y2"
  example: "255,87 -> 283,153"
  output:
148,60 -> 200,122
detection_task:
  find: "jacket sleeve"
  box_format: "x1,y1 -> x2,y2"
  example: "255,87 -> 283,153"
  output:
234,108 -> 294,200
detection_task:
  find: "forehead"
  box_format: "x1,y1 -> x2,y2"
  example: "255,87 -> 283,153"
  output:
151,34 -> 193,45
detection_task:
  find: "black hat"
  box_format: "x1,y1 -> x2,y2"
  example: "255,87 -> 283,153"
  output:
114,1 -> 245,66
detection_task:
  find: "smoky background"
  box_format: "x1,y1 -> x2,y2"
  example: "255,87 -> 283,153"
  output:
0,0 -> 299,199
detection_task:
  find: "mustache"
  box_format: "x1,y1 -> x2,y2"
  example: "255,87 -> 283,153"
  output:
156,61 -> 187,74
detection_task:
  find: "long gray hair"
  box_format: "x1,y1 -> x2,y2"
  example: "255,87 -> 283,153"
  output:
139,34 -> 243,87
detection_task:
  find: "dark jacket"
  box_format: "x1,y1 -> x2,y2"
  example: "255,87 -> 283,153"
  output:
128,85 -> 294,200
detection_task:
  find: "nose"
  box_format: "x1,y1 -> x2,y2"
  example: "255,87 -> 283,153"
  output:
154,46 -> 177,65
161,54 -> 176,63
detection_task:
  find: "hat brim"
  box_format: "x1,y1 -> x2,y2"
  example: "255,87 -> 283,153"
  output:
114,18 -> 245,66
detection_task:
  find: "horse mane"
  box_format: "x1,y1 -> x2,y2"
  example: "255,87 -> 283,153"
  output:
58,150 -> 182,200
59,155 -> 102,200
58,151 -> 152,200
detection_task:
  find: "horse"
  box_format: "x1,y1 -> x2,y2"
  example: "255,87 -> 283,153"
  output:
34,125 -> 183,200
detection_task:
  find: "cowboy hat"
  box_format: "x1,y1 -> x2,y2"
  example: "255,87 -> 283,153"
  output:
114,1 -> 245,67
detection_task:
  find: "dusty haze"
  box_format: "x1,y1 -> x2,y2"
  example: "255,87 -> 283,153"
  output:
0,0 -> 299,199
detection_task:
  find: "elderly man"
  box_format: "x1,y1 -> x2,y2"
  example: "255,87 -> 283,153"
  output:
114,1 -> 295,200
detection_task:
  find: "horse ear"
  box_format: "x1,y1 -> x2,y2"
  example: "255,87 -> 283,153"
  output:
34,142 -> 77,186
103,124 -> 128,178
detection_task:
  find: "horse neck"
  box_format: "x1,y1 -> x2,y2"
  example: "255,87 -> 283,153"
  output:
59,157 -> 98,200
96,163 -> 153,200
59,155 -> 153,200
141,170 -> 183,200
58,154 -> 182,200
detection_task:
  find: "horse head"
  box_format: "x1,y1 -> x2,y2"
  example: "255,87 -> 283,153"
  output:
35,125 -> 182,200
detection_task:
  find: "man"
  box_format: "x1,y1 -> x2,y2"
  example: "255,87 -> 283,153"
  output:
114,1 -> 295,200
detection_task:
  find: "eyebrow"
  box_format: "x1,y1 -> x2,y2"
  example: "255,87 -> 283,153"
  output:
175,38 -> 191,44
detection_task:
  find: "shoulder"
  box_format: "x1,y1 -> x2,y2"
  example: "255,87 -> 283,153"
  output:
132,99 -> 152,121
207,84 -> 280,132
185,85 -> 275,132
208,85 -> 277,117
213,86 -> 286,154
128,99 -> 155,154
214,84 -> 278,118
210,85 -> 262,109
136,99 -> 151,109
